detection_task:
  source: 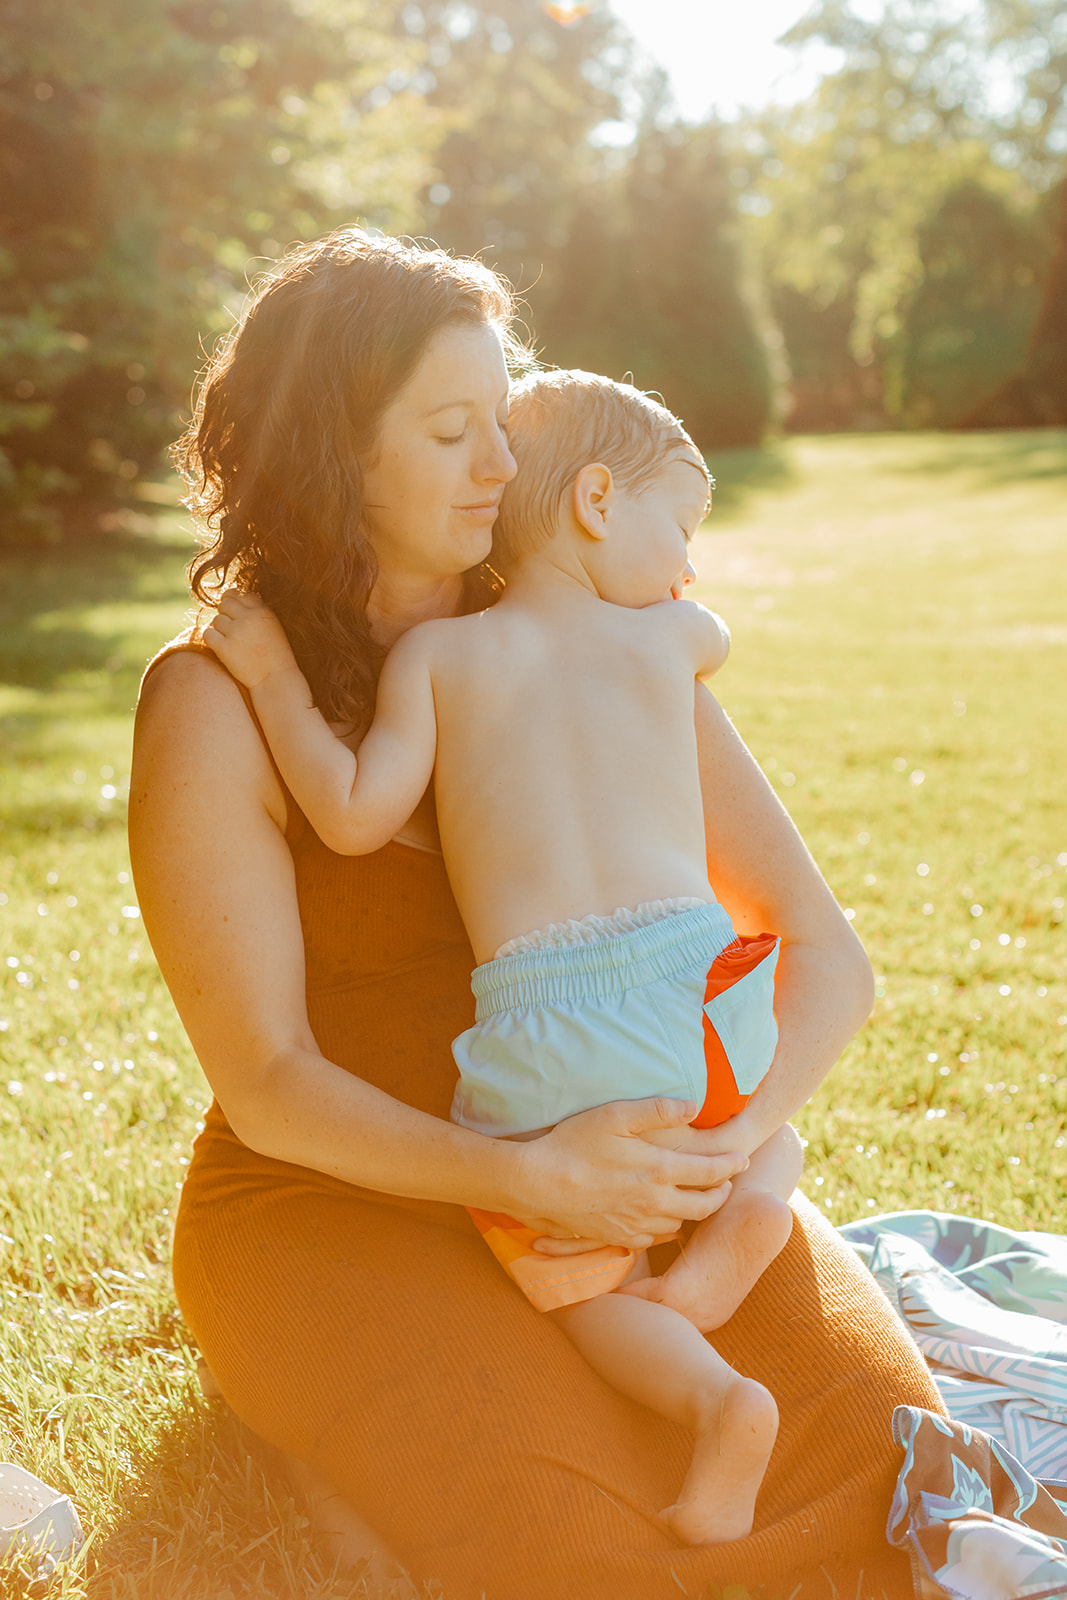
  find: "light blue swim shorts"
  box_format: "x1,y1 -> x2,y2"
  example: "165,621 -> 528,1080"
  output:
450,900 -> 780,1138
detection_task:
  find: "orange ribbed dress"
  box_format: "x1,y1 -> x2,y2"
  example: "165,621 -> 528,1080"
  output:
155,645 -> 943,1600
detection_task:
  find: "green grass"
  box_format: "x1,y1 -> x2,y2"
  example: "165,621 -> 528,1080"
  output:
1,430 -> 1065,1598
698,429 -> 1067,1234
0,511 -> 398,1598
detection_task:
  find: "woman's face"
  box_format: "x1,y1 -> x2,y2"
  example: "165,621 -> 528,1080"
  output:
360,321 -> 517,582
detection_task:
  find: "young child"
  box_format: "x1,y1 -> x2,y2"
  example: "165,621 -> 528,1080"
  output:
204,369 -> 806,1546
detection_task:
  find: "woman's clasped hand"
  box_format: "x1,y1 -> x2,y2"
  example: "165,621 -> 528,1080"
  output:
509,1097 -> 747,1253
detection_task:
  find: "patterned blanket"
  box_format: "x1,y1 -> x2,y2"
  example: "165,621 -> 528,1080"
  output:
839,1212 -> 1067,1598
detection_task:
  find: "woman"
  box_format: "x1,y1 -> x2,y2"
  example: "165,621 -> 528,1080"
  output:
129,228 -> 942,1598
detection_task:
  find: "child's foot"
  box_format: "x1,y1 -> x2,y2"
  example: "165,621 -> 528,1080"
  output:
620,1191 -> 792,1332
662,1375 -> 778,1545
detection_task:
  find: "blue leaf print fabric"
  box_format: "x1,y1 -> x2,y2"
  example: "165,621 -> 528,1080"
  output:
888,1406 -> 1067,1598
840,1212 -> 1067,1481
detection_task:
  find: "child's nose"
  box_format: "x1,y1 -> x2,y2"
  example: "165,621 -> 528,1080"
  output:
670,560 -> 697,599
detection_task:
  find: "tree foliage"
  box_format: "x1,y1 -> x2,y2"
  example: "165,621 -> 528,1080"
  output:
2,0 -> 771,540
0,0 -> 438,539
404,7 -> 770,451
736,0 -> 1066,429
5,0 -> 1065,539
530,118 -> 772,450
962,178 -> 1067,426
391,0 -> 631,291
888,179 -> 1050,426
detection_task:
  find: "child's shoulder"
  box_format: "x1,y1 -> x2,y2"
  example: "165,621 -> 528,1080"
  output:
388,606 -> 504,674
639,596 -> 723,636
393,608 -> 478,651
637,598 -> 731,673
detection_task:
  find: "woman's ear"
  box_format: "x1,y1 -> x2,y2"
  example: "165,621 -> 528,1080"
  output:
571,463 -> 614,540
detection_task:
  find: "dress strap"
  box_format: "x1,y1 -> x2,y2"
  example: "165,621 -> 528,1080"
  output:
139,628 -> 305,848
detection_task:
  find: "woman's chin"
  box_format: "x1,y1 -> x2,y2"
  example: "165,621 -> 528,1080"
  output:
452,526 -> 496,572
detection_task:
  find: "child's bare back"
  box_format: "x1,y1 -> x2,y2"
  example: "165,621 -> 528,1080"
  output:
393,578 -> 722,963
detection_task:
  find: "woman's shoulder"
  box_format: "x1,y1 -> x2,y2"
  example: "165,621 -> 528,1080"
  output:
138,626 -> 276,730
135,628 -> 295,838
139,625 -> 231,700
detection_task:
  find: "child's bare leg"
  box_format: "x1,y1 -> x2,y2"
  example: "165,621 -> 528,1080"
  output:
622,1123 -> 803,1332
551,1292 -> 777,1545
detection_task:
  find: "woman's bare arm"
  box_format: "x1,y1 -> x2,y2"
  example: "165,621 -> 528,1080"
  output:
690,681 -> 874,1155
129,652 -> 744,1247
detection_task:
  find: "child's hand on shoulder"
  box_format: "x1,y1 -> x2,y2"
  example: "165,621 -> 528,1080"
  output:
203,589 -> 298,690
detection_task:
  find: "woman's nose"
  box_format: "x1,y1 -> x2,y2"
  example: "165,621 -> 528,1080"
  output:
477,428 -> 517,485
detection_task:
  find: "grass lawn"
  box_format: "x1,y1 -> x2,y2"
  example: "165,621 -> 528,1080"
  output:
1,428 -> 1065,1598
701,429 -> 1067,1235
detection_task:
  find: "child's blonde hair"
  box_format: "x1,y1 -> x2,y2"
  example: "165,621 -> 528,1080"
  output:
492,369 -> 710,570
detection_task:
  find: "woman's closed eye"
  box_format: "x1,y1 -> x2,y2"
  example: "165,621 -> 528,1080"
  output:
437,419 -> 509,449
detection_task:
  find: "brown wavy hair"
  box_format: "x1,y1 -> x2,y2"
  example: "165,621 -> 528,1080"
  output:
176,228 -> 525,730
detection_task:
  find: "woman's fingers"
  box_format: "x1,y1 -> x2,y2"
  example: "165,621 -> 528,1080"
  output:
518,1183 -> 731,1249
529,1236 -> 606,1256
661,1148 -> 747,1195
671,1177 -> 733,1220
613,1101 -> 749,1191
515,1098 -> 749,1250
606,1095 -> 700,1136
532,1224 -> 690,1254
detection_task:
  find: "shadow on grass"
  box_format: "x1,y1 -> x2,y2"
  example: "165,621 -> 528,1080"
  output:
886,427 -> 1067,488
81,1400 -> 397,1600
704,443 -> 795,517
0,797 -> 129,850
1,525 -> 196,697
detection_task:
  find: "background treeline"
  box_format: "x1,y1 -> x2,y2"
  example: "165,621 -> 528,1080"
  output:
1,0 -> 1065,541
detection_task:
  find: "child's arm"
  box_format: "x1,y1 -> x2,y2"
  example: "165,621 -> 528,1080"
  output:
203,591 -> 437,856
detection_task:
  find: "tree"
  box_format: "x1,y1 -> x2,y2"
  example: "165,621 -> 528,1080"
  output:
888,180 -> 1048,427
531,118 -> 772,450
0,0 -> 438,540
736,0 -> 1065,429
735,93 -> 1000,428
983,0 -> 1067,179
391,0 -> 631,294
783,0 -> 1067,181
961,178 -> 1067,425
393,6 -> 769,448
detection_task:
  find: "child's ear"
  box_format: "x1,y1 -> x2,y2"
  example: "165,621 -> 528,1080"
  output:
572,463 -> 614,540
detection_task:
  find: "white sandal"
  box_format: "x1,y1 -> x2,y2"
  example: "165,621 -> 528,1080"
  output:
0,1461 -> 84,1583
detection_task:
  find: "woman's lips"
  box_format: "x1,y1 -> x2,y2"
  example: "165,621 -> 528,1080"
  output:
455,501 -> 501,522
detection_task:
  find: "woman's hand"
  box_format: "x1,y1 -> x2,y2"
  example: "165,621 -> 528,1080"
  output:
508,1097 -> 746,1254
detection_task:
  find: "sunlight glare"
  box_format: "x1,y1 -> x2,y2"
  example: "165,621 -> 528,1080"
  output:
604,0 -> 844,120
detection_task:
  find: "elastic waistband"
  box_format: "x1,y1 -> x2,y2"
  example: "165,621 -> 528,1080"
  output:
471,900 -> 735,1017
